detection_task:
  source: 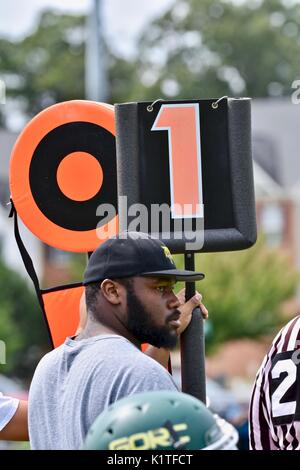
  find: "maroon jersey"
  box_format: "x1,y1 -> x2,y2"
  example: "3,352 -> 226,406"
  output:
249,315 -> 300,450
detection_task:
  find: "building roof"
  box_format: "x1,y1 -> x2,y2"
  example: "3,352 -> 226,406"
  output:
252,98 -> 300,191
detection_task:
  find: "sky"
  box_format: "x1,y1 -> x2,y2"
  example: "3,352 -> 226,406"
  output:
0,0 -> 174,57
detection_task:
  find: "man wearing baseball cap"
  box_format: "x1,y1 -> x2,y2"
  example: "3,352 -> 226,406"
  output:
28,232 -> 206,450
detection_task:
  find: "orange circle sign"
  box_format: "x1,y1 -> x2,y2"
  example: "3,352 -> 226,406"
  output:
10,100 -> 118,252
57,152 -> 104,202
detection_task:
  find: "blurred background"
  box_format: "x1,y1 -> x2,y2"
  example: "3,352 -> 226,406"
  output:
1,0 -> 300,450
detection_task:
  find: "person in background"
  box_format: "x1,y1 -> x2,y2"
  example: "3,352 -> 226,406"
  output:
249,315 -> 300,450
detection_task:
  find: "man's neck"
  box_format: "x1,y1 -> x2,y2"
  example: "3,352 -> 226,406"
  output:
75,320 -> 114,340
75,317 -> 141,349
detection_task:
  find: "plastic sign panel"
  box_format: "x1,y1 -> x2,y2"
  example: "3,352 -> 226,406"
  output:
115,98 -> 256,253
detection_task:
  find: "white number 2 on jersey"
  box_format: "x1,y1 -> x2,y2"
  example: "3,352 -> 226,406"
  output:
271,359 -> 297,418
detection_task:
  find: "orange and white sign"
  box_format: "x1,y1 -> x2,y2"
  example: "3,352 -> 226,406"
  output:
151,103 -> 204,219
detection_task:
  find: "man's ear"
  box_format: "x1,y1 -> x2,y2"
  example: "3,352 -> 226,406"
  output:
100,279 -> 124,305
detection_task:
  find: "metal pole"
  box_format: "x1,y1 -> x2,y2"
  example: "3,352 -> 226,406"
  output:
180,252 -> 206,403
85,0 -> 108,102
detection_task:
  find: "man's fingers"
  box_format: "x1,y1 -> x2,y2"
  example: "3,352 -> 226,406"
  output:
192,293 -> 202,305
176,289 -> 203,305
176,292 -> 209,335
180,294 -> 207,315
181,294 -> 208,318
199,303 -> 209,319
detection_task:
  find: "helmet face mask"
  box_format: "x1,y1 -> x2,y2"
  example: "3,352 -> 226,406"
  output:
204,417 -> 239,450
82,391 -> 239,450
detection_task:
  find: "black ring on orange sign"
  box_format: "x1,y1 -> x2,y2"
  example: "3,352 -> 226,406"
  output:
10,101 -> 118,252
29,122 -> 116,231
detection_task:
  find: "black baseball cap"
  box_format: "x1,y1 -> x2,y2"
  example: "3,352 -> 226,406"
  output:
83,232 -> 205,285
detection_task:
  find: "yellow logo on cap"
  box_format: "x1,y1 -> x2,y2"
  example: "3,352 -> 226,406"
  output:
162,246 -> 175,265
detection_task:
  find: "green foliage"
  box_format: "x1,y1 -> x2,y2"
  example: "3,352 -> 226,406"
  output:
0,258 -> 50,381
68,252 -> 87,283
1,0 -> 300,122
0,11 -> 85,120
127,0 -> 300,101
174,238 -> 299,354
0,10 -> 136,122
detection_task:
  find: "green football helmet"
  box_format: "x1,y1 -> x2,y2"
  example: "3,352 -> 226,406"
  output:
82,391 -> 239,450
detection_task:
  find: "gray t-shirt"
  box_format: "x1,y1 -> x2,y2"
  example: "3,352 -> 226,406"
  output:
28,334 -> 178,450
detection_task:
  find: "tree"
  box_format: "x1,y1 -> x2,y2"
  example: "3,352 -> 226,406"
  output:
1,1 -> 300,125
0,10 -> 140,126
0,257 -> 50,381
174,238 -> 299,354
0,11 -> 85,122
127,0 -> 300,101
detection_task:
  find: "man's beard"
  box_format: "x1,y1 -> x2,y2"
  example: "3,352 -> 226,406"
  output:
126,284 -> 178,349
